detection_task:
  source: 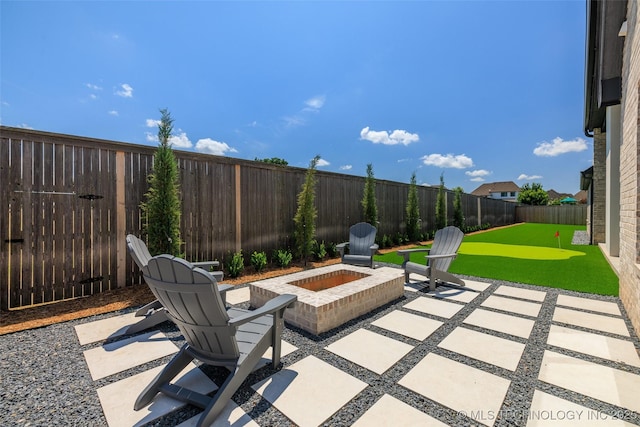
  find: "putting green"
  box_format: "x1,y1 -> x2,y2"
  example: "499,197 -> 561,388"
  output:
458,242 -> 585,260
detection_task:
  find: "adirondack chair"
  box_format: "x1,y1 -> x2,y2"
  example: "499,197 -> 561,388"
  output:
134,255 -> 297,427
398,226 -> 465,291
125,234 -> 228,334
336,222 -> 379,268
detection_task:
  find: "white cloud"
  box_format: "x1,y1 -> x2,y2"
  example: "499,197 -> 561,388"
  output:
465,169 -> 491,178
360,127 -> 419,146
86,83 -> 102,91
169,132 -> 193,148
283,115 -> 306,128
533,137 -> 588,157
115,83 -> 133,98
195,138 -> 238,156
89,94 -> 97,100
470,177 -> 485,182
518,173 -> 543,180
304,95 -> 325,111
108,110 -> 118,116
340,165 -> 353,171
421,153 -> 474,169
146,118 -> 160,128
316,158 -> 330,167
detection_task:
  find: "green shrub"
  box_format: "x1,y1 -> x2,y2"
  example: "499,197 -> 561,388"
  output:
382,234 -> 393,248
325,242 -> 338,258
312,240 -> 327,261
227,251 -> 244,278
274,249 -> 293,268
250,250 -> 267,272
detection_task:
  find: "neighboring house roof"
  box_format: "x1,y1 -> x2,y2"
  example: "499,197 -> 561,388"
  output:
547,189 -> 573,201
471,181 -> 520,197
574,190 -> 588,203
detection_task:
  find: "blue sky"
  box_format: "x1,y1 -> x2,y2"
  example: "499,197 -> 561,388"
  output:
1,1 -> 589,194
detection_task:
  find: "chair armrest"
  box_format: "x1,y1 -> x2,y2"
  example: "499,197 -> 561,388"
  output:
218,284 -> 233,294
228,294 -> 297,327
397,248 -> 430,262
369,244 -> 379,255
192,260 -> 220,269
425,253 -> 457,260
336,242 -> 349,256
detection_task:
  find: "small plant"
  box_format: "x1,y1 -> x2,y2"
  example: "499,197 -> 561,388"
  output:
250,251 -> 267,272
325,242 -> 338,258
382,234 -> 393,248
274,249 -> 293,268
312,240 -> 327,261
227,251 -> 244,278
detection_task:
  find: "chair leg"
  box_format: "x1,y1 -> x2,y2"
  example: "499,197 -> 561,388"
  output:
125,309 -> 169,335
196,335 -> 272,427
135,300 -> 163,317
134,345 -> 194,410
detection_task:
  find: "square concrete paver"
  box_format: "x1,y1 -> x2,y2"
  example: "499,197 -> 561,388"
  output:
463,308 -> 536,339
527,390 -> 637,427
556,295 -> 621,316
481,295 -> 542,317
83,331 -> 179,380
371,310 -> 443,341
552,307 -> 630,337
438,327 -> 526,371
460,279 -> 492,292
252,355 -> 368,427
399,353 -> 510,427
74,312 -> 140,345
494,285 -> 546,302
325,329 -> 414,374
538,350 -> 640,413
431,286 -> 479,303
97,363 -> 217,427
547,325 -> 640,367
351,394 -> 448,427
225,286 -> 250,305
404,296 -> 465,319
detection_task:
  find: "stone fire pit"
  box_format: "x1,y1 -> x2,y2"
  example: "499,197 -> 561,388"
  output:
249,264 -> 404,335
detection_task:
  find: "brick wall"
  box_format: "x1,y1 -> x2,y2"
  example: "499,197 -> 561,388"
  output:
619,0 -> 640,337
592,129 -> 607,244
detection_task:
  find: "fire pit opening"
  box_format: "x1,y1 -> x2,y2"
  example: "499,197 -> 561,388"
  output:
289,269 -> 369,292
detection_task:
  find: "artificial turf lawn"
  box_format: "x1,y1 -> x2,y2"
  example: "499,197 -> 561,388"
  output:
375,223 -> 619,296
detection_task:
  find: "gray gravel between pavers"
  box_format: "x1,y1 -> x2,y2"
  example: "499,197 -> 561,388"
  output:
1,266 -> 639,427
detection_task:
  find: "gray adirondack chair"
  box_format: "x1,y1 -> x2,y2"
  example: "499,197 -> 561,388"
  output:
134,255 -> 297,427
125,234 -> 227,334
336,222 -> 379,268
398,226 -> 465,291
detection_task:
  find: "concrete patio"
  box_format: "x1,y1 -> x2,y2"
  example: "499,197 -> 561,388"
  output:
3,273 -> 640,427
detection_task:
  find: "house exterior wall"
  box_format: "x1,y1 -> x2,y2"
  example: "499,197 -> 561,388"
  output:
619,0 -> 640,337
592,128 -> 607,244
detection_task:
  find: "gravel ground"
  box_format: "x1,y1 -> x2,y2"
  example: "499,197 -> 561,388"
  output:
1,265 -> 639,427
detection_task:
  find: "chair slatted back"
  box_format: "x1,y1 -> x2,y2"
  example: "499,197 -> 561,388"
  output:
429,226 -> 464,273
143,255 -> 239,362
349,222 -> 377,256
126,234 -> 153,269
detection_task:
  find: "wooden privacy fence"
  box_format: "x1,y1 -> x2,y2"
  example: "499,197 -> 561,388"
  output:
515,205 -> 587,225
0,126 -> 516,310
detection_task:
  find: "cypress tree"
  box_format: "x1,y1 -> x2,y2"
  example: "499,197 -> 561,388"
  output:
362,163 -> 378,226
406,172 -> 421,241
435,173 -> 447,230
141,108 -> 182,256
294,155 -> 319,265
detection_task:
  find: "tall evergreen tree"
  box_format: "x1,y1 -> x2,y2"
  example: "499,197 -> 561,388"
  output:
141,108 -> 182,256
435,173 -> 447,230
294,155 -> 319,265
453,186 -> 465,229
406,172 -> 421,241
362,163 -> 378,226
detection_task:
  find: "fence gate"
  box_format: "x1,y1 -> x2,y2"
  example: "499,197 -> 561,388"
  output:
1,136 -> 118,310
